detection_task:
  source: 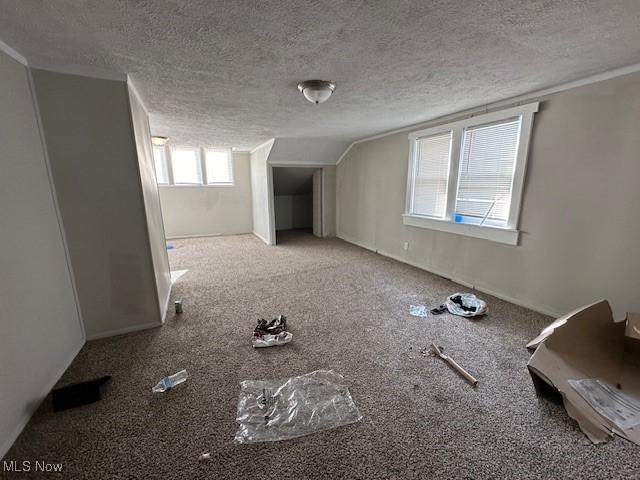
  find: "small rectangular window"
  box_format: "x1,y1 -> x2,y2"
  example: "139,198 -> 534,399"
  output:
171,148 -> 202,184
205,149 -> 233,185
152,146 -> 169,185
412,131 -> 452,218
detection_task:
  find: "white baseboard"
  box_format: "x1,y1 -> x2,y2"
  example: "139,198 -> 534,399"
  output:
86,321 -> 161,341
0,339 -> 84,460
161,284 -> 172,323
252,231 -> 272,245
337,233 -> 561,318
165,232 -> 223,240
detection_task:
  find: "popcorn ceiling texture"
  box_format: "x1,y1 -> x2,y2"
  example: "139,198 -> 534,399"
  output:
3,232 -> 639,479
1,1 -> 639,149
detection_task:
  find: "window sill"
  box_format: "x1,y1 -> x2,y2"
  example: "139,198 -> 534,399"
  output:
402,214 -> 519,245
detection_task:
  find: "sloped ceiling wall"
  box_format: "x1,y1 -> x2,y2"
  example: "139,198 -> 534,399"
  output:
268,138 -> 351,166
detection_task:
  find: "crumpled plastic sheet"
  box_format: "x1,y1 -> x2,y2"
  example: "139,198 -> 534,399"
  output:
234,370 -> 362,443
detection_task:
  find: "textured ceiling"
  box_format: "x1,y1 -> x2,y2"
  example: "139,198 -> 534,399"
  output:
1,1 -> 640,150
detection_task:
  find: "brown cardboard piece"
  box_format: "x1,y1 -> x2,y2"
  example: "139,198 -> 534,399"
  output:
527,300 -> 640,445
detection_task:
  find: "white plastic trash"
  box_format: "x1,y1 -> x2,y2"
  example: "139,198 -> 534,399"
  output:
445,293 -> 487,317
252,331 -> 293,348
409,305 -> 429,317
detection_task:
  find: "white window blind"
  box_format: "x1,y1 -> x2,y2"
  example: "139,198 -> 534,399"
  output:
171,148 -> 202,184
455,118 -> 521,225
412,131 -> 452,218
152,146 -> 169,184
205,149 -> 233,184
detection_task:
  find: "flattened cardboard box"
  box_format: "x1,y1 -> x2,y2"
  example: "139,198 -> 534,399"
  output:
527,299 -> 640,445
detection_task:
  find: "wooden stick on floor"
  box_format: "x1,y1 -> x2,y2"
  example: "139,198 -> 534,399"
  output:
430,343 -> 478,387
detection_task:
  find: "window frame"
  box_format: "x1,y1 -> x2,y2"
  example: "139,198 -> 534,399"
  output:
154,145 -> 236,187
152,145 -> 171,185
404,102 -> 538,245
204,148 -> 235,186
169,146 -> 203,185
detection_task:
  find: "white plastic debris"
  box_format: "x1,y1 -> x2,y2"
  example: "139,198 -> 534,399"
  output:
409,305 -> 429,317
199,453 -> 211,461
445,293 -> 487,317
252,331 -> 293,348
234,370 -> 362,443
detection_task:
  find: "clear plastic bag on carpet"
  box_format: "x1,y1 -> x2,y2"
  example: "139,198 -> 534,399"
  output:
233,370 -> 362,443
445,292 -> 487,317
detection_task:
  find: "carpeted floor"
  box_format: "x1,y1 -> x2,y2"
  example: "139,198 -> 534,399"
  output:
4,231 -> 639,479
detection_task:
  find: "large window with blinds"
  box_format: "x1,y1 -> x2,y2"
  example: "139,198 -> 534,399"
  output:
404,103 -> 538,245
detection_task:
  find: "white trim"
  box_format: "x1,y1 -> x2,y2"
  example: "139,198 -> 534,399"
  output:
250,138 -> 275,155
337,233 -> 561,318
86,321 -> 161,341
319,168 -> 325,237
402,214 -> 519,245
267,164 -> 276,245
26,66 -> 86,340
0,37 -> 27,66
270,162 -> 332,168
126,76 -> 150,113
158,184 -> 235,188
334,61 -> 640,165
335,143 -> 354,165
165,232 -> 226,240
160,284 -> 172,323
253,230 -> 271,245
0,339 -> 84,459
28,61 -> 127,82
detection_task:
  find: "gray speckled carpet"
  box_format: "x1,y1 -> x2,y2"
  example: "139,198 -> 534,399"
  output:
3,231 -> 638,479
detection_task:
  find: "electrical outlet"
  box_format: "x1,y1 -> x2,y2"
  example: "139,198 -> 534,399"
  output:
403,242 -> 409,251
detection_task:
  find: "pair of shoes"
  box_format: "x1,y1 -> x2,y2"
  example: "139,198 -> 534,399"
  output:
254,315 -> 287,335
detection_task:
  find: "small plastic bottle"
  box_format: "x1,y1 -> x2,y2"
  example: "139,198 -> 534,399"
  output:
152,369 -> 188,393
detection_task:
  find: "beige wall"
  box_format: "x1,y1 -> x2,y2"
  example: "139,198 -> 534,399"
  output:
159,153 -> 253,238
322,165 -> 337,237
128,85 -> 172,317
0,51 -> 84,457
274,194 -> 312,230
32,69 -> 162,339
337,72 -> 640,319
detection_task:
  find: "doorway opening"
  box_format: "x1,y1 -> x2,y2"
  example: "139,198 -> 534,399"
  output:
272,167 -> 322,244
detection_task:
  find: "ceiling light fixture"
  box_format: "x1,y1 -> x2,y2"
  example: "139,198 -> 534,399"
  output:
297,80 -> 336,104
151,136 -> 169,146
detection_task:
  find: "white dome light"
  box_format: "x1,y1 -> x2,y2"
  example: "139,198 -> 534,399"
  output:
297,80 -> 336,104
